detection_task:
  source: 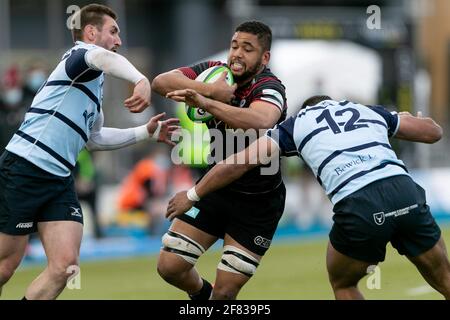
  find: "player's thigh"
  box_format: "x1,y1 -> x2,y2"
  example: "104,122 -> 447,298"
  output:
0,233 -> 29,267
174,188 -> 230,241
0,151 -> 59,236
159,189 -> 229,267
407,236 -> 450,281
226,184 -> 286,257
169,218 -> 219,249
38,221 -> 83,266
158,218 -> 218,270
326,241 -> 374,286
330,176 -> 415,263
38,174 -> 84,226
390,179 -> 442,259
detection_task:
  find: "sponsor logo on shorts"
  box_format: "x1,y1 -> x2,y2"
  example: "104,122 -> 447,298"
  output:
373,204 -> 418,226
373,212 -> 385,225
16,222 -> 33,229
70,207 -> 82,218
385,204 -> 418,218
185,207 -> 200,219
254,236 -> 271,248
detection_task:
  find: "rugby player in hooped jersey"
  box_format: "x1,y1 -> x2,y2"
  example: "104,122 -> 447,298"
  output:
168,95 -> 450,300
0,4 -> 178,300
153,21 -> 288,300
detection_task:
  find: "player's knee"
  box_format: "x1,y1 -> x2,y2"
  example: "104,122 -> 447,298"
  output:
328,272 -> 360,290
157,257 -> 182,282
160,230 -> 205,266
48,254 -> 79,280
0,262 -> 17,284
217,245 -> 259,278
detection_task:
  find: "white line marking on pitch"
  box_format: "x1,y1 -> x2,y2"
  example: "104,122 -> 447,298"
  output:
406,285 -> 435,296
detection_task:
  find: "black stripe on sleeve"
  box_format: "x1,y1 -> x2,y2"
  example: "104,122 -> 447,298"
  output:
65,48 -> 102,82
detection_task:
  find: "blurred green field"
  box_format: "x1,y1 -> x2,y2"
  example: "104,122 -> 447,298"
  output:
2,225 -> 450,300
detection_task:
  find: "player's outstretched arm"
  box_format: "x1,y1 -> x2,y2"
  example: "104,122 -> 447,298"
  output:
152,70 -> 236,103
86,48 -> 151,113
166,136 -> 278,220
167,88 -> 280,130
86,111 -> 179,151
395,111 -> 443,144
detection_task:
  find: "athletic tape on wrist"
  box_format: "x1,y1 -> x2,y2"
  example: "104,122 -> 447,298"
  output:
187,187 -> 200,202
151,121 -> 162,141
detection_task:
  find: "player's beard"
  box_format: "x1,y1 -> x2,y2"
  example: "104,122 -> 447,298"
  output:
232,57 -> 263,85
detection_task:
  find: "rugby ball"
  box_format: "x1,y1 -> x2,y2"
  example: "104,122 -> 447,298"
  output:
185,65 -> 234,123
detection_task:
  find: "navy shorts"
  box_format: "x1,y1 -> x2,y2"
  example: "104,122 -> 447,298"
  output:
0,150 -> 83,235
176,183 -> 286,256
330,175 -> 441,262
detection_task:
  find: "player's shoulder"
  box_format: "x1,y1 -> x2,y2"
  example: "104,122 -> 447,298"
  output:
74,41 -> 101,51
61,41 -> 101,60
181,60 -> 225,77
253,67 -> 285,91
255,67 -> 282,83
192,60 -> 225,69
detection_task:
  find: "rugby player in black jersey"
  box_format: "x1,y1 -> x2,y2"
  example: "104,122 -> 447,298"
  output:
152,21 -> 288,300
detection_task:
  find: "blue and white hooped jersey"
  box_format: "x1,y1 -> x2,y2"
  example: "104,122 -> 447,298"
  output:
266,100 -> 409,204
6,41 -> 104,177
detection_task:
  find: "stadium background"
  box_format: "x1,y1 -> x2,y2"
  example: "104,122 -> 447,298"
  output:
1,0 -> 450,299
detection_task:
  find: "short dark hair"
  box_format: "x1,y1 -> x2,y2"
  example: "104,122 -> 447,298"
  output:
235,21 -> 272,51
301,95 -> 332,109
71,4 -> 118,42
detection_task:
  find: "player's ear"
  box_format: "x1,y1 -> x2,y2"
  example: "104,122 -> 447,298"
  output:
83,24 -> 97,41
262,51 -> 270,66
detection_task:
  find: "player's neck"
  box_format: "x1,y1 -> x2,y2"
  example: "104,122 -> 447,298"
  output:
79,38 -> 97,45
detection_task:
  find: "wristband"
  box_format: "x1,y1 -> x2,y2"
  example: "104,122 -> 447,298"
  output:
187,186 -> 200,202
134,124 -> 150,142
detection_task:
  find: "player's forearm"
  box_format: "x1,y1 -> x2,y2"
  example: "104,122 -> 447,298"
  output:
86,125 -> 150,151
203,99 -> 274,130
86,48 -> 146,84
396,114 -> 443,144
195,142 -> 265,197
152,71 -> 213,97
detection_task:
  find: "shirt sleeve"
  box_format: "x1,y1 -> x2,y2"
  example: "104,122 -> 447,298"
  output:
85,47 -> 146,84
251,79 -> 286,113
265,116 -> 298,157
178,61 -> 224,80
367,105 -> 400,137
65,48 -> 103,82
86,110 -> 148,151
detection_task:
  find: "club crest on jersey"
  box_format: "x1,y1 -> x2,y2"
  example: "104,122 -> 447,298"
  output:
373,212 -> 385,225
83,110 -> 95,129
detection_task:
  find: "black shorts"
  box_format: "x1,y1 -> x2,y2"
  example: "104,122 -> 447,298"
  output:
0,150 -> 83,235
176,183 -> 286,256
330,175 -> 441,263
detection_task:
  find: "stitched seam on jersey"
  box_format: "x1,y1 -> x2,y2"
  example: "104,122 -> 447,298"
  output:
24,61 -> 97,167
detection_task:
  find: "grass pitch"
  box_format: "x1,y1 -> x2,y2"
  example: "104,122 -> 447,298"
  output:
2,226 -> 449,300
